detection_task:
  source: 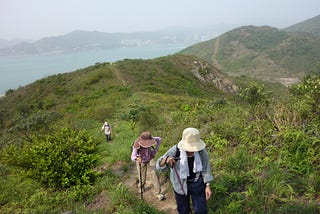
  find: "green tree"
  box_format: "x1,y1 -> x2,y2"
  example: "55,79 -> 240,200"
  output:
289,74 -> 320,120
239,83 -> 270,106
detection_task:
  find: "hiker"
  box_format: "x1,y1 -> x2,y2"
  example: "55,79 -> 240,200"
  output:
156,127 -> 213,214
131,131 -> 165,201
101,122 -> 112,142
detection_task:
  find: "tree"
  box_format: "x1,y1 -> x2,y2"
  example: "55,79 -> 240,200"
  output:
239,83 -> 270,106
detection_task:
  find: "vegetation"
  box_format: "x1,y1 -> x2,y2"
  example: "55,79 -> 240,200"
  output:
179,25 -> 320,83
0,54 -> 319,213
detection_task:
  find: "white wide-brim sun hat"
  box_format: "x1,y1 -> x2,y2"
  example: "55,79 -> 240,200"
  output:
178,127 -> 206,152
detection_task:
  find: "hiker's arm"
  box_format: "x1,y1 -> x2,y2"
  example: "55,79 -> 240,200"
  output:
131,148 -> 138,162
159,156 -> 168,167
153,137 -> 161,153
201,149 -> 213,184
205,183 -> 212,200
156,146 -> 177,170
151,137 -> 162,157
159,156 -> 176,168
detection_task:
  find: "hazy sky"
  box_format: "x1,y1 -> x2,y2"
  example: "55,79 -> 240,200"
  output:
1,0 -> 320,40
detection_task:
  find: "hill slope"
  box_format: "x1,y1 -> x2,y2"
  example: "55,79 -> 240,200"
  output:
179,25 -> 320,86
283,14 -> 320,37
1,51 -> 319,213
0,54 -> 237,131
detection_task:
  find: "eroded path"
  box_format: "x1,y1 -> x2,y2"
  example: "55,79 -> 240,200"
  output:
123,163 -> 177,214
88,160 -> 177,213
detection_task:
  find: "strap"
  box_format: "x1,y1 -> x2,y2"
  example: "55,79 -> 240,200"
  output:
175,144 -> 180,158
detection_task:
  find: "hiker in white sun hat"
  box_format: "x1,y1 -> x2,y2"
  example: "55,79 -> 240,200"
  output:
156,127 -> 213,214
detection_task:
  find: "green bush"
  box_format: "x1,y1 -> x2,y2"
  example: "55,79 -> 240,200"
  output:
289,74 -> 320,120
239,83 -> 271,106
1,128 -> 100,188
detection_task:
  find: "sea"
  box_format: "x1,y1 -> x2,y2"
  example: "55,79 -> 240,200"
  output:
0,43 -> 189,96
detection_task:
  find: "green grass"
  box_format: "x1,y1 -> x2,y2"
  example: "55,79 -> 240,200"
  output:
0,55 -> 319,213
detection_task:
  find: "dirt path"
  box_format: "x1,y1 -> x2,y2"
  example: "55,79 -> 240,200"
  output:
212,36 -> 223,70
89,161 -> 178,213
123,163 -> 178,214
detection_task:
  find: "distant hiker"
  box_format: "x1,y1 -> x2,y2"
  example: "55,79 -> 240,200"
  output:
156,127 -> 213,214
131,132 -> 165,201
101,122 -> 112,142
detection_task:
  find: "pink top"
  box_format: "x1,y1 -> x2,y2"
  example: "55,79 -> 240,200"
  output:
131,137 -> 161,163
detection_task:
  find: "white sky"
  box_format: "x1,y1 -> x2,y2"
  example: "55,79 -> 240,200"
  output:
1,0 -> 320,40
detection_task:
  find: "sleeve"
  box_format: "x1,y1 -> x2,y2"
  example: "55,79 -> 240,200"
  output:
151,137 -> 162,157
131,147 -> 138,162
200,149 -> 213,184
156,145 -> 177,171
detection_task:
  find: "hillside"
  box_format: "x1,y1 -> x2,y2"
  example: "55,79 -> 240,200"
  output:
0,54 -> 237,131
0,52 -> 319,213
179,25 -> 320,86
283,14 -> 320,37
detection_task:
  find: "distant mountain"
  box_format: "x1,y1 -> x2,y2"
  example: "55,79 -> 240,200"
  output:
283,15 -> 320,37
179,24 -> 320,86
0,38 -> 32,49
0,25 -> 233,56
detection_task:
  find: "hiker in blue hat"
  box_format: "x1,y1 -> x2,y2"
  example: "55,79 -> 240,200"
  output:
156,127 -> 213,214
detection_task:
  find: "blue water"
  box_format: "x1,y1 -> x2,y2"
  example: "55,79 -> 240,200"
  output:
0,44 -> 188,96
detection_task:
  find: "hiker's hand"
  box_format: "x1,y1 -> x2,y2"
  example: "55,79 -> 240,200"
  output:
165,157 -> 177,168
205,185 -> 212,200
136,156 -> 142,164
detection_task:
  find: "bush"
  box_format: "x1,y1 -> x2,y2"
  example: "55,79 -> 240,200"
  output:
289,74 -> 320,120
1,128 -> 100,189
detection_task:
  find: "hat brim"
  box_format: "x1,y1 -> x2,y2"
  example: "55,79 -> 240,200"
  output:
133,141 -> 140,149
178,139 -> 206,152
139,138 -> 156,148
134,137 -> 156,148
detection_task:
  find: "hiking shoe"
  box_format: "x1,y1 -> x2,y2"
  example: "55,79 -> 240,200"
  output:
156,193 -> 165,201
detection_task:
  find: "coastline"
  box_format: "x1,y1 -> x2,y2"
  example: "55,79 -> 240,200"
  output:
0,44 -> 188,95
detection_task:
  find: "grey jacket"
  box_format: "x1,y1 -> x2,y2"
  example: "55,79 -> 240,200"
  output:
156,145 -> 213,195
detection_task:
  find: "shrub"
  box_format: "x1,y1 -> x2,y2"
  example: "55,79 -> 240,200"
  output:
1,128 -> 100,189
239,83 -> 271,106
289,74 -> 320,120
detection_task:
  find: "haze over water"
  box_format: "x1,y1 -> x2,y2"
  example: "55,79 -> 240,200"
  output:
0,44 -> 187,96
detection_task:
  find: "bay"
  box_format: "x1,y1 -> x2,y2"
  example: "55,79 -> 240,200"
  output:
0,44 -> 188,96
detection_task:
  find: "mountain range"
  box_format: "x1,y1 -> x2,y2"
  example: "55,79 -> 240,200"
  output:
284,14 -> 320,36
179,15 -> 320,86
1,15 -> 319,87
0,25 -> 235,56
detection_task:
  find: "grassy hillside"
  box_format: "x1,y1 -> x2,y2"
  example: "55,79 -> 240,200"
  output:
0,54 -> 319,213
283,14 -> 320,37
0,54 -> 235,131
179,25 -> 320,86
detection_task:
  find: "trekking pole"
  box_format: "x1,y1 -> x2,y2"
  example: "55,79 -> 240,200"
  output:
139,161 -> 143,200
173,165 -> 186,195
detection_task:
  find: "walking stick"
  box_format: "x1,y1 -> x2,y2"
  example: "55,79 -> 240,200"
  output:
139,161 -> 143,200
173,165 -> 186,195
